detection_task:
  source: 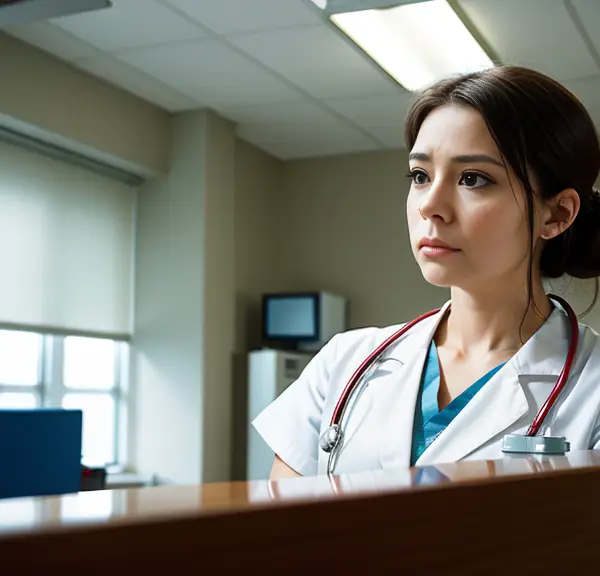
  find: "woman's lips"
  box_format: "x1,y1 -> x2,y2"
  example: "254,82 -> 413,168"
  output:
419,238 -> 460,257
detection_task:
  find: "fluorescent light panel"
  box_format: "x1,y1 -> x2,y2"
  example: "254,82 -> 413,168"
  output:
329,0 -> 493,92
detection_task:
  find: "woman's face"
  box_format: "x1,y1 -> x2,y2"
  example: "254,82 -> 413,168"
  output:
406,104 -> 543,291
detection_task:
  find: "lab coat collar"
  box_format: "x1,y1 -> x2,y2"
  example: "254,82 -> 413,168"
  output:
512,301 -> 570,377
376,299 -> 571,468
381,300 -> 452,365
383,299 -> 569,378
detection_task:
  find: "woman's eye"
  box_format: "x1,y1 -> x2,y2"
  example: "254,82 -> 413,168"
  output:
459,171 -> 492,189
408,170 -> 430,186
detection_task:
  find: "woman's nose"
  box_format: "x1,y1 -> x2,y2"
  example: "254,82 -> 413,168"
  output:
418,182 -> 452,222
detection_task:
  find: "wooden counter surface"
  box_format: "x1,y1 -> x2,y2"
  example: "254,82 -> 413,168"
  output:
2,451 -> 600,574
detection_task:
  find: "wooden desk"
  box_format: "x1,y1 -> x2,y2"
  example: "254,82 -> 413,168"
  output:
2,452 -> 600,574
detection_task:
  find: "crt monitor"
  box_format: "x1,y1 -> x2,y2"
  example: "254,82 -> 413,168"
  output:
262,292 -> 347,349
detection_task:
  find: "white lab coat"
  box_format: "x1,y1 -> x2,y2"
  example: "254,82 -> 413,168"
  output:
252,301 -> 600,477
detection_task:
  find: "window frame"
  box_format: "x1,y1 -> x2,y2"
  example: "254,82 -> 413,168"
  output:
0,331 -> 128,467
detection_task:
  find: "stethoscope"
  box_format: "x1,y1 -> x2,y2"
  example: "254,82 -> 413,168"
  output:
319,294 -> 578,475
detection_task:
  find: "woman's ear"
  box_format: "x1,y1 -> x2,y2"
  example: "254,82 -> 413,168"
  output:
540,188 -> 580,240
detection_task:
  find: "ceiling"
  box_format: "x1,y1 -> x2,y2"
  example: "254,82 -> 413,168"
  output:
4,0 -> 600,160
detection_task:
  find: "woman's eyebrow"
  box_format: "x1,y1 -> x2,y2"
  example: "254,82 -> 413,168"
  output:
408,152 -> 503,167
452,154 -> 504,167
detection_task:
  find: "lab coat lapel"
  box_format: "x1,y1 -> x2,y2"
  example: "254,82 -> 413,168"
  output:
377,302 -> 451,470
415,361 -> 529,465
377,349 -> 427,469
415,305 -> 569,466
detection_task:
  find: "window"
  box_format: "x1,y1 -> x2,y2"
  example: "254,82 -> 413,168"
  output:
0,331 -> 128,467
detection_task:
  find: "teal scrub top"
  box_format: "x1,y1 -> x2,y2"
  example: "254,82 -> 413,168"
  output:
410,341 -> 505,466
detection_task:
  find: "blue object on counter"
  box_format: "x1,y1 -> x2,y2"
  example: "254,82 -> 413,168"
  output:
0,409 -> 83,499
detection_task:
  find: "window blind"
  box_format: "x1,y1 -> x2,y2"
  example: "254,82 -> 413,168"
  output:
0,140 -> 136,338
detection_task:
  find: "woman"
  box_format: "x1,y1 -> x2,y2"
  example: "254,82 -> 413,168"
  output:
253,66 -> 600,480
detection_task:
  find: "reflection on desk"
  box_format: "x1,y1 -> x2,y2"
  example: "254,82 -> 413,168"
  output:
250,450 -> 600,501
1,450 -> 599,536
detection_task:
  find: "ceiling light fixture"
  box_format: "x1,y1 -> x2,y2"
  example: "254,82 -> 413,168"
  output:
324,0 -> 494,92
0,0 -> 112,28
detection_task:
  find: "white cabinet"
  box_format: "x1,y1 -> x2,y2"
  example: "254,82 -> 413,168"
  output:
246,349 -> 312,480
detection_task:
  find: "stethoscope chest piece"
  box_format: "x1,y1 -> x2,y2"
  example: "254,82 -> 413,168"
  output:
501,434 -> 570,456
320,424 -> 341,454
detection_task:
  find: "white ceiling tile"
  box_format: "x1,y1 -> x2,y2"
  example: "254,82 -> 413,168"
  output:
231,101 -> 379,159
116,40 -> 303,108
51,0 -> 205,52
460,0 -> 599,81
72,55 -> 199,112
223,101 -> 317,125
5,21 -> 98,61
163,0 -> 322,35
324,93 -> 413,148
571,0 -> 600,60
222,102 -> 309,125
229,24 -> 399,99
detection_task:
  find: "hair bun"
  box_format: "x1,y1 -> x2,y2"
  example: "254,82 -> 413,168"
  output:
539,186 -> 600,279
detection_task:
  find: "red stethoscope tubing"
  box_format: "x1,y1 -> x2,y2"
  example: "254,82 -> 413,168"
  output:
526,294 -> 578,436
329,294 -> 578,438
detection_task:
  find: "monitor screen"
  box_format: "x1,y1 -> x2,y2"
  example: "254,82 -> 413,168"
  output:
264,294 -> 318,340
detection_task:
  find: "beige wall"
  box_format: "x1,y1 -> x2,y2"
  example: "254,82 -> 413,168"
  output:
202,113 -> 236,483
234,139 -> 285,352
281,149 -> 449,329
231,139 -> 284,480
0,33 -> 170,175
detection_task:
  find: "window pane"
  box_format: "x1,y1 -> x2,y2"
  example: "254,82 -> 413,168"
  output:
64,337 -> 116,390
0,331 -> 40,386
62,394 -> 115,466
0,393 -> 38,409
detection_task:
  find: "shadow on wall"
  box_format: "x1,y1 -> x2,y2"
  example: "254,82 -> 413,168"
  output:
231,293 -> 265,481
231,352 -> 250,481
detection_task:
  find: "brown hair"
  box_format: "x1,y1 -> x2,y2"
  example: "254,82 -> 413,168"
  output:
405,66 -> 600,310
